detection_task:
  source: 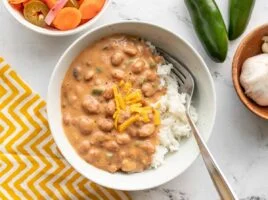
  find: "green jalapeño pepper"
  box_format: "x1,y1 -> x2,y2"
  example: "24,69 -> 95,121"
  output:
185,0 -> 228,63
228,0 -> 255,40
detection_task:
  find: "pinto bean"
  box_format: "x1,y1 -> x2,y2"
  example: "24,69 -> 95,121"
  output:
123,45 -> 137,56
67,92 -> 78,105
138,124 -> 155,137
102,141 -> 119,152
97,118 -> 114,132
111,69 -> 124,80
105,100 -> 115,116
142,82 -> 156,97
94,78 -> 103,85
111,41 -> 120,49
84,70 -> 95,81
111,52 -> 124,66
129,148 -> 139,159
119,150 -> 127,159
75,85 -> 84,97
78,116 -> 94,135
82,96 -> 100,114
131,59 -> 145,74
127,126 -> 138,137
84,60 -> 92,67
121,159 -> 137,172
139,140 -> 155,154
62,98 -> 68,108
103,87 -> 114,100
144,70 -> 157,81
141,155 -> 150,166
129,75 -> 136,83
118,111 -> 131,124
90,131 -> 108,145
85,148 -> 101,162
71,118 -> 79,126
116,134 -> 131,144
107,164 -> 119,173
77,140 -> 91,154
62,113 -> 72,125
68,95 -> 78,104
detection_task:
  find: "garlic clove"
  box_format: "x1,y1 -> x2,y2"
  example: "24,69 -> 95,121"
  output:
240,53 -> 268,106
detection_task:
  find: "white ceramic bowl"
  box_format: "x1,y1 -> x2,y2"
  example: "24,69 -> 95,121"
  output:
2,0 -> 110,36
47,22 -> 216,190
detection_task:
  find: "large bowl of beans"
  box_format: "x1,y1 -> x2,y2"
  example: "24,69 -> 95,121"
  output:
47,21 -> 216,190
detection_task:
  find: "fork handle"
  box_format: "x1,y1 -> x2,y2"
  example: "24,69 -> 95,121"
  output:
186,114 -> 238,200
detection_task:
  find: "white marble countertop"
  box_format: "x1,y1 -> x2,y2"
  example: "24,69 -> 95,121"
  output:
1,0 -> 268,199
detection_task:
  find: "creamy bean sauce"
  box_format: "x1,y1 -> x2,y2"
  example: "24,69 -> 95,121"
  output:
61,34 -> 166,173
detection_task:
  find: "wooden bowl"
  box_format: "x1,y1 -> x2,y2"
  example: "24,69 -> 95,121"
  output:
232,24 -> 268,120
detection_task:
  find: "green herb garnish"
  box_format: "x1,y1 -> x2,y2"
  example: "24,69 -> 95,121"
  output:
135,141 -> 141,146
125,58 -> 136,66
102,46 -> 109,50
92,88 -> 104,96
106,152 -> 113,158
139,78 -> 147,86
152,83 -> 158,89
149,62 -> 157,68
96,67 -> 103,73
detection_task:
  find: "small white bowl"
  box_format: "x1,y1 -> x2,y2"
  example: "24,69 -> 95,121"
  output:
47,22 -> 216,190
2,0 -> 110,36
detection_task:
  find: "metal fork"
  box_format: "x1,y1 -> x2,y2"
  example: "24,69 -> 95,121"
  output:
157,48 -> 238,200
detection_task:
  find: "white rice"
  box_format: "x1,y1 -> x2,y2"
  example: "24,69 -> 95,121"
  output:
149,53 -> 198,168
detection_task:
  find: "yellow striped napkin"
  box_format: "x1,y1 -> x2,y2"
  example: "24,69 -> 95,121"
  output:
0,58 -> 131,200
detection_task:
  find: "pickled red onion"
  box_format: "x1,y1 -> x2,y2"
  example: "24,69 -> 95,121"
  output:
44,0 -> 68,25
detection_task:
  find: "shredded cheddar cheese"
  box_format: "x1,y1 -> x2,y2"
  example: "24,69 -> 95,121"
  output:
153,109 -> 161,125
130,103 -> 142,108
141,112 -> 150,123
118,115 -> 139,132
118,93 -> 125,109
125,90 -> 142,102
112,81 -> 161,132
119,80 -> 125,87
123,82 -> 132,93
114,111 -> 120,128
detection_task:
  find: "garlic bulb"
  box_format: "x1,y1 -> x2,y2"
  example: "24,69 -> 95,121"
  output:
240,54 -> 268,106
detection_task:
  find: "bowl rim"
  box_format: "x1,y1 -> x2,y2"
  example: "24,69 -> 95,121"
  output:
47,21 -> 216,190
2,0 -> 111,36
232,23 -> 268,120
